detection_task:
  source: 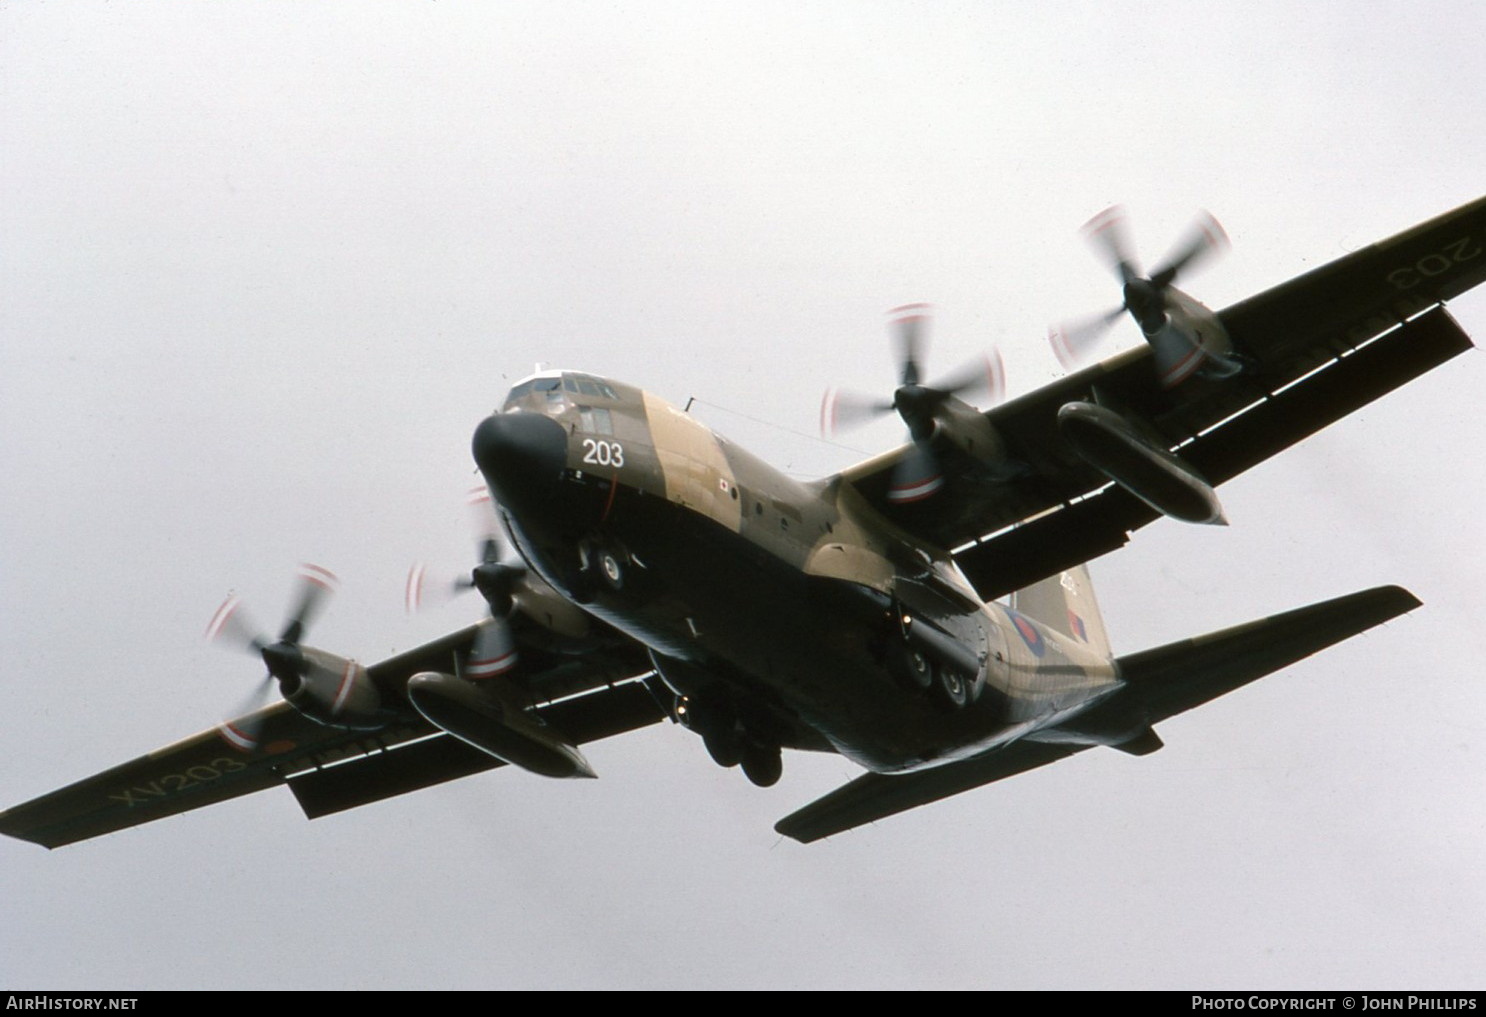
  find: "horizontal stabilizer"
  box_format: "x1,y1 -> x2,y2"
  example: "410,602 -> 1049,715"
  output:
1113,584 -> 1420,724
775,585 -> 1419,843
775,740 -> 1081,844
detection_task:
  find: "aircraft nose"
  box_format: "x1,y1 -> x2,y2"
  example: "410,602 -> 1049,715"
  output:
472,412 -> 569,508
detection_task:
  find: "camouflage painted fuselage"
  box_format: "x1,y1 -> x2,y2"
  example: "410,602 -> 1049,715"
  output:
475,371 -> 1120,774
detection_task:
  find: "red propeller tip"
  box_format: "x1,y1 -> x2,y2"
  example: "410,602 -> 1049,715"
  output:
984,349 -> 1007,405
406,563 -> 426,614
888,472 -> 945,504
205,595 -> 242,642
1081,205 -> 1128,239
297,563 -> 339,592
466,649 -> 518,680
217,720 -> 259,754
820,388 -> 839,437
1049,325 -> 1077,370
1198,210 -> 1230,252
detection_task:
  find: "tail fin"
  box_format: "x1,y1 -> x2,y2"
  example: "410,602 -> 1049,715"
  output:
1009,564 -> 1112,656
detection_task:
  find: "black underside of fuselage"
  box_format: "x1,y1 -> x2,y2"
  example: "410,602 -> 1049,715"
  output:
496,466 -> 1009,773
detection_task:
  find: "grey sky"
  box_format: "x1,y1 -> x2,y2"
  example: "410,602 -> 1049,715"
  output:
2,1 -> 1484,989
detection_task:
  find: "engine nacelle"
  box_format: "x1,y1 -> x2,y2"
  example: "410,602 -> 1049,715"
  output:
278,646 -> 385,730
934,398 -> 1010,467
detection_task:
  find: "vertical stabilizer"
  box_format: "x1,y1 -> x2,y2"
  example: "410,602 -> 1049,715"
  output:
1009,564 -> 1112,656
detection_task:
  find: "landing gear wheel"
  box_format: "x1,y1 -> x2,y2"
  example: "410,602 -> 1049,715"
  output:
740,742 -> 783,787
598,550 -> 624,590
905,648 -> 935,691
932,667 -> 970,711
889,641 -> 935,692
578,538 -> 626,593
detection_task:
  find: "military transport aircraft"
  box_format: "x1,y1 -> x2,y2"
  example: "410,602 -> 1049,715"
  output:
3,197 -> 1485,847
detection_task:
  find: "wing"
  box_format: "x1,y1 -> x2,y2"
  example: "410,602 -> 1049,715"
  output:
776,585 -> 1418,842
0,621 -> 663,849
838,197 -> 1486,599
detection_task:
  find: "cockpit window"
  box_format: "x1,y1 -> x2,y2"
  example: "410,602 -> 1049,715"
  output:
502,376 -> 564,411
504,373 -> 613,412
521,376 -> 566,407
501,380 -> 535,410
579,406 -> 614,435
563,373 -> 618,400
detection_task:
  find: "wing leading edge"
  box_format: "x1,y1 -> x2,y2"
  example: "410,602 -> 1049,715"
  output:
775,585 -> 1419,843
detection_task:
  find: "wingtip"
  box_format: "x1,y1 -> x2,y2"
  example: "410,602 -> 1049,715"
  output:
1376,585 -> 1423,614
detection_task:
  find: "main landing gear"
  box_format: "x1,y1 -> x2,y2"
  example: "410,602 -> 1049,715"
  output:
739,741 -> 783,788
679,693 -> 784,788
890,640 -> 973,711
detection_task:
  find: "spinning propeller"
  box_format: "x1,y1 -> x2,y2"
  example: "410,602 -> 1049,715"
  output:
406,487 -> 528,680
1049,205 -> 1230,386
821,304 -> 1006,503
205,563 -> 339,749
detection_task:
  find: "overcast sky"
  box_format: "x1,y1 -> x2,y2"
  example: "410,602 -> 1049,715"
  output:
3,1 -> 1485,990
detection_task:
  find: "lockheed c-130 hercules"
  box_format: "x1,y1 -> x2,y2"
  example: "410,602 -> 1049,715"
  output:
4,197 -> 1485,847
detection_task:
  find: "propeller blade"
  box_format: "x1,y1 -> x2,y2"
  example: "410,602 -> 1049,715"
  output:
466,486 -> 503,558
205,594 -> 267,654
216,673 -> 277,751
887,303 -> 932,387
207,564 -> 347,749
928,349 -> 1007,408
280,563 -> 337,644
1059,205 -> 1233,383
1049,307 -> 1124,369
405,562 -> 426,614
405,562 -> 474,614
411,485 -> 545,635
887,439 -> 944,504
820,388 -> 894,436
466,616 -> 519,681
1081,205 -> 1141,284
1149,209 -> 1229,288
